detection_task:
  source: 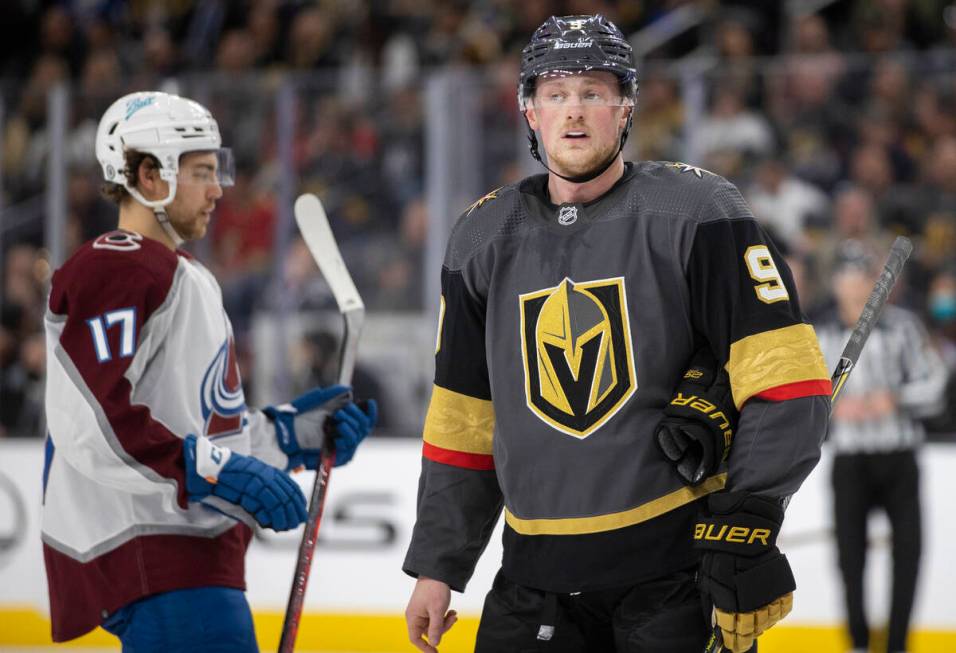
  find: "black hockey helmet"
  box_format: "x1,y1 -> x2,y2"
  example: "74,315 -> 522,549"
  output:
518,14 -> 637,110
518,15 -> 638,184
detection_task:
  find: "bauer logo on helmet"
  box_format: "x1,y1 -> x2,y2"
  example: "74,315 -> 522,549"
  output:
553,40 -> 593,49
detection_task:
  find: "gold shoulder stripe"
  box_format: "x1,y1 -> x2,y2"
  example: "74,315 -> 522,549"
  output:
423,385 -> 495,455
727,323 -> 830,410
505,473 -> 726,535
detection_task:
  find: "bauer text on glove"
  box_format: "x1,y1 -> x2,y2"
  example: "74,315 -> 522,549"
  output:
656,347 -> 738,485
695,491 -> 795,653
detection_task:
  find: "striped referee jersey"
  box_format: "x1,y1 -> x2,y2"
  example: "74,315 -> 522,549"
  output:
815,304 -> 948,454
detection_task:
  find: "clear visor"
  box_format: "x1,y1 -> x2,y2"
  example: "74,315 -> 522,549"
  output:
525,70 -> 634,110
175,148 -> 236,187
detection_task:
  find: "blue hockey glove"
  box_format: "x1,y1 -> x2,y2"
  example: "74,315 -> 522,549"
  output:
330,399 -> 378,466
184,434 -> 308,532
262,385 -> 378,470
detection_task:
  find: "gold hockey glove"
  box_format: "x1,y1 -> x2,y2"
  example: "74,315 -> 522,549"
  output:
695,492 -> 795,653
656,348 -> 738,485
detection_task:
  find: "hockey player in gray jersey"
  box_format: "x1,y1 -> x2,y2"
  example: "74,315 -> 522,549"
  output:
403,14 -> 831,653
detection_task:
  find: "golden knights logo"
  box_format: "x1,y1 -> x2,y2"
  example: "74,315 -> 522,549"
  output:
519,277 -> 636,438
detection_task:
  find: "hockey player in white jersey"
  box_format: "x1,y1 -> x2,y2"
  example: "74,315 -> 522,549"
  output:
42,91 -> 377,651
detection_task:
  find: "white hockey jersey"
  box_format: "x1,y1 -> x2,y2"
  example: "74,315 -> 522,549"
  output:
42,230 -> 285,641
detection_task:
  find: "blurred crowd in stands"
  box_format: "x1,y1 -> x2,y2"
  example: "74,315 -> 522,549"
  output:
2,0 -> 956,437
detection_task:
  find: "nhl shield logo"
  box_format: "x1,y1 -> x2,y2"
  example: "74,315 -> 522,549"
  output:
519,277 -> 636,438
200,338 -> 246,439
558,205 -> 578,226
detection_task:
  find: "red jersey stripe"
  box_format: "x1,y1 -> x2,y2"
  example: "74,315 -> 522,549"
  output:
755,379 -> 832,402
423,441 -> 495,470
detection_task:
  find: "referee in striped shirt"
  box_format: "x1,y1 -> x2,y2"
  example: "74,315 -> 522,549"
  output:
815,240 -> 948,653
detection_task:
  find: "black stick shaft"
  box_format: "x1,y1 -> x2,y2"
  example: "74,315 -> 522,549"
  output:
830,236 -> 913,403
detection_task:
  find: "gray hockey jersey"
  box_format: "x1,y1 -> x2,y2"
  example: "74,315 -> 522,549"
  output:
404,162 -> 831,593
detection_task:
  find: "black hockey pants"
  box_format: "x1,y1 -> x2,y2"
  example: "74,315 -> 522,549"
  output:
474,566 -> 749,653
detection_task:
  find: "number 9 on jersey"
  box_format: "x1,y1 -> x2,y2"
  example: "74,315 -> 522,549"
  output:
744,245 -> 790,304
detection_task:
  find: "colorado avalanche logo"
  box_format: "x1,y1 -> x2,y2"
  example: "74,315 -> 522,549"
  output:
200,338 -> 246,439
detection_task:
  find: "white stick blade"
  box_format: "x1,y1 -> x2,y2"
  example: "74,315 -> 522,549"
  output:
294,194 -> 364,313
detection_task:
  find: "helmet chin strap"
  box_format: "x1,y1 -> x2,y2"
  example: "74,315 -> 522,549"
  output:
154,208 -> 185,247
126,180 -> 186,247
525,108 -> 633,185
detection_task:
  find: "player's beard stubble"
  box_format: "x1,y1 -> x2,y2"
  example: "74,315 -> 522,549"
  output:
166,206 -> 210,241
165,190 -> 215,242
169,206 -> 209,241
547,118 -> 624,179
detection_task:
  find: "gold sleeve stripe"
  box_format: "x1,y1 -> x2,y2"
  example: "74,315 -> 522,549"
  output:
505,473 -> 726,535
422,384 -> 495,455
727,323 -> 830,410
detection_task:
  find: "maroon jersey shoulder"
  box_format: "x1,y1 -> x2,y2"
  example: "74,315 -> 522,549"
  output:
49,231 -> 179,319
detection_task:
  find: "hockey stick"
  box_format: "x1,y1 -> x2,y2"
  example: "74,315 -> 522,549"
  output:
278,194 -> 366,653
705,236 -> 913,653
827,237 -> 913,403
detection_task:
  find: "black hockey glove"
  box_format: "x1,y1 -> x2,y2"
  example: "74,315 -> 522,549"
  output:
656,347 -> 738,485
695,492 -> 795,653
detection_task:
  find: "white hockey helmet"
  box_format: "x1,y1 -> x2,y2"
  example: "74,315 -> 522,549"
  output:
95,91 -> 234,211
